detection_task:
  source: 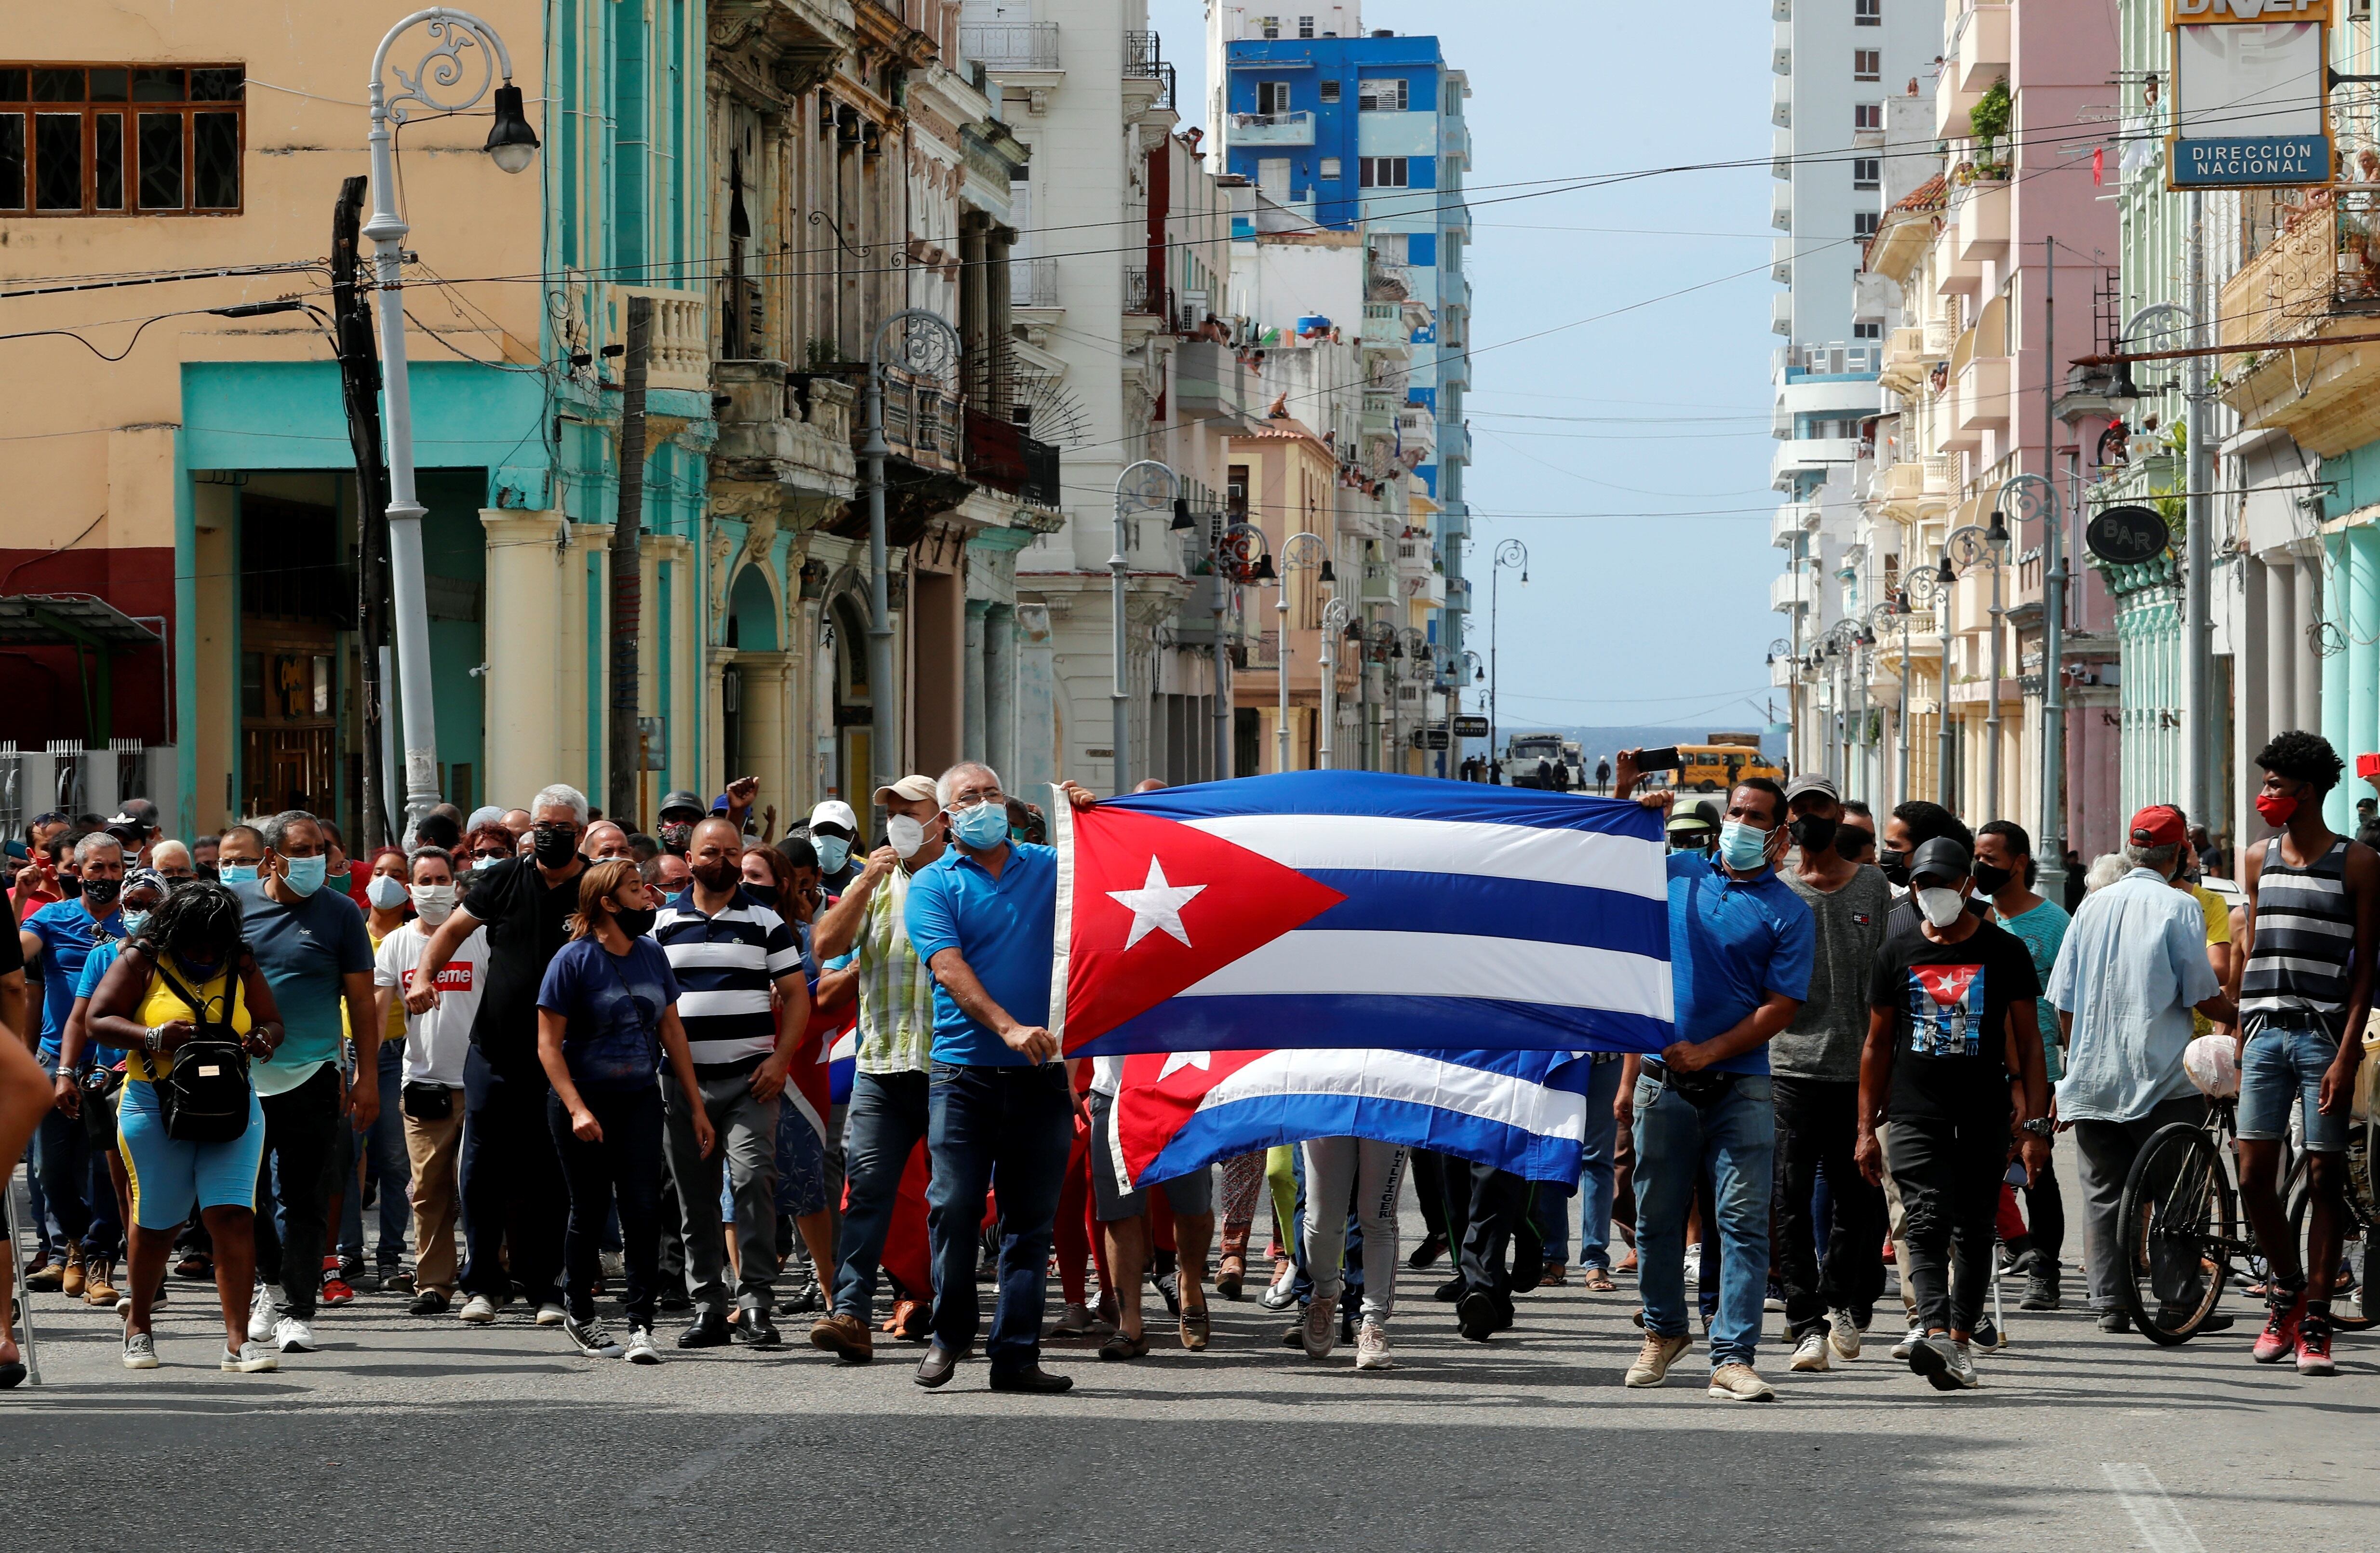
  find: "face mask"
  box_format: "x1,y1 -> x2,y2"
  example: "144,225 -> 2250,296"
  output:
1788,815 -> 1838,855
813,836 -> 852,874
1717,819 -> 1774,872
532,826 -> 578,868
217,863 -> 259,886
80,876 -> 122,910
120,910 -> 151,938
1877,850 -> 1911,888
742,881 -> 778,910
949,804 -> 1010,851
280,855 -> 328,897
659,822 -> 693,855
1971,862 -> 2013,896
366,874 -> 409,910
175,950 -> 226,982
612,903 -> 658,938
473,855 -> 502,872
2256,791 -> 2299,827
59,874 -> 83,898
410,882 -> 457,924
691,857 -> 738,893
1916,886 -> 1968,929
886,814 -> 928,859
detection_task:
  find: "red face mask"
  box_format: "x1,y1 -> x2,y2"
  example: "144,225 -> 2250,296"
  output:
2256,791 -> 2299,827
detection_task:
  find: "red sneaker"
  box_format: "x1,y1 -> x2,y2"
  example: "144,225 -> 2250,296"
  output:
319,1257 -> 356,1309
2253,1288 -> 2305,1364
2296,1309 -> 2338,1376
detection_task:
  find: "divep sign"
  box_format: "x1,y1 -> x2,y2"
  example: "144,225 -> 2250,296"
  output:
2168,0 -> 2331,189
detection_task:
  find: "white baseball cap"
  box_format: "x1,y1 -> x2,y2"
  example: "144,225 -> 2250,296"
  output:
808,799 -> 860,836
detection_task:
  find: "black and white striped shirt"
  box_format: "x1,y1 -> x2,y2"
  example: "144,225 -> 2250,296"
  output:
2242,835 -> 2354,1039
653,886 -> 804,1071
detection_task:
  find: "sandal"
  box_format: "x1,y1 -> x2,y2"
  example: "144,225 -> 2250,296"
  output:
1180,1304 -> 1210,1351
1539,1263 -> 1568,1288
1582,1266 -> 1618,1292
1099,1329 -> 1150,1361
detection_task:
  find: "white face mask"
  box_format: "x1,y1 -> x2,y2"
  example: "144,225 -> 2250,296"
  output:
366,874 -> 409,910
1916,885 -> 1967,929
410,882 -> 458,924
886,814 -> 928,859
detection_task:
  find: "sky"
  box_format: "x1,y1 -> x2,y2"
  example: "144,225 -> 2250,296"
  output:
1149,0 -> 1786,742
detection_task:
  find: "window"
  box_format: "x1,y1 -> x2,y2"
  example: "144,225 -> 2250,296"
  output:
1854,102 -> 1882,131
0,63 -> 243,215
1854,48 -> 1881,80
1358,156 -> 1408,187
1358,77 -> 1407,112
1855,0 -> 1881,22
1257,80 -> 1292,115
1319,79 -> 1341,104
1258,15 -> 1280,38
1853,156 -> 1880,188
1298,14 -> 1315,37
1853,319 -> 1884,340
1854,210 -> 1881,238
1319,156 -> 1342,179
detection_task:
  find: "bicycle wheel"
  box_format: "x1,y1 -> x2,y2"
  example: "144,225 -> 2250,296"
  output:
2285,1161 -> 2380,1331
2117,1122 -> 2236,1345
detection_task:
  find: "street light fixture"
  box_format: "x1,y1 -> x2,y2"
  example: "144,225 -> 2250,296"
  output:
1110,458 -> 1181,794
1942,520 -> 2012,821
366,5 -> 539,830
861,308 -> 962,813
1489,538 -> 1528,776
1208,518 -> 1269,780
1274,531 -> 1329,772
1998,469 -> 2068,900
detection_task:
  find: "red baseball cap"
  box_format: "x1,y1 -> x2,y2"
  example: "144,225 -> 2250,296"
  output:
2128,804 -> 2186,848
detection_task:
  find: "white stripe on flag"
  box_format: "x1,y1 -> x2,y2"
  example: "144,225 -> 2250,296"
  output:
1180,813 -> 1666,899
1195,1047 -> 1589,1144
1175,929 -> 1674,1020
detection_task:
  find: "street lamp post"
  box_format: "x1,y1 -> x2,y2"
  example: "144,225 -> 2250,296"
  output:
1397,628 -> 1429,770
861,308 -> 961,812
1203,519 -> 1267,780
1364,621 -> 1396,769
1942,514 -> 2012,820
1456,648 -> 1485,778
1273,531 -> 1329,772
1489,539 -> 1527,777
1998,470 -> 2067,898
1107,459 -> 1180,793
1896,569 -> 1938,812
1320,598 -> 1349,769
366,7 -> 540,828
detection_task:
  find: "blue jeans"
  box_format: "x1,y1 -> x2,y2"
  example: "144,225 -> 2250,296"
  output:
1633,1070 -> 1776,1370
832,1070 -> 931,1321
2239,1021 -> 2350,1152
1529,1058 -> 1625,1270
366,1041 -> 411,1265
924,1061 -> 1074,1377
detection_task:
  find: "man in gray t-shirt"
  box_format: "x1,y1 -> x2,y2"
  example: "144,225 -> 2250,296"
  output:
1771,775 -> 1893,1367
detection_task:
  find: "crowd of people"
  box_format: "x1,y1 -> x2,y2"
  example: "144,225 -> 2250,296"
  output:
0,731 -> 2368,1397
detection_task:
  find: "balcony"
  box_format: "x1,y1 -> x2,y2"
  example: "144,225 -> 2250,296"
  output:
1878,324 -> 1936,393
1172,339 -> 1253,428
1771,291 -> 1793,335
1937,4 -> 2011,137
1123,29 -> 1176,110
1770,436 -> 1858,489
1952,178 -> 2009,267
1441,421 -> 1470,465
1950,354 -> 2010,449
2217,193 -> 2380,441
961,21 -> 1060,72
1875,459 -> 1927,508
965,409 -> 1061,507
607,287 -> 709,393
1771,570 -> 1816,613
1010,255 -> 1059,309
1772,236 -> 1795,284
1362,390 -> 1396,439
1772,129 -> 1793,182
1396,405 -> 1437,461
1362,301 -> 1415,354
1441,120 -> 1471,165
1771,184 -> 1792,232
1231,110 -> 1314,147
1772,502 -> 1818,548
1925,453 -> 1957,492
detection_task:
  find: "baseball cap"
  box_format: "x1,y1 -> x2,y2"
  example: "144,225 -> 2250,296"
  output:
1909,836 -> 1972,886
1782,773 -> 1838,803
657,790 -> 705,821
2127,804 -> 2186,848
873,774 -> 938,806
809,799 -> 860,837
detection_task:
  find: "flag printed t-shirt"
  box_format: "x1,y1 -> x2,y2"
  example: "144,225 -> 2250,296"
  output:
374,920 -> 488,1088
1868,915 -> 2040,1119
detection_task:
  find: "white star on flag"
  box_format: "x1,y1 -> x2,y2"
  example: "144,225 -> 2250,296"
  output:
1158,1050 -> 1212,1081
1107,855 -> 1207,949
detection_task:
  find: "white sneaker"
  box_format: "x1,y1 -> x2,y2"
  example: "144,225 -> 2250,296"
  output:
246,1284 -> 279,1343
535,1301 -> 568,1327
1888,1316 -> 1922,1361
1827,1308 -> 1863,1360
1354,1322 -> 1393,1370
1301,1294 -> 1339,1360
1706,1362 -> 1777,1402
623,1325 -> 661,1365
457,1293 -> 499,1324
1764,1294 -> 1786,1312
564,1315 -> 623,1358
221,1340 -> 279,1373
122,1331 -> 159,1369
274,1315 -> 317,1353
1788,1330 -> 1831,1372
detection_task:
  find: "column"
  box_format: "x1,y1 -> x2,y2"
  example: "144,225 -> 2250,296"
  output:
736,650 -> 795,817
2351,528 -> 2380,824
963,598 -> 989,764
2294,546 -> 2324,736
2324,536 -> 2353,831
481,510 -> 571,812
2236,554 -> 2269,881
985,604 -> 1016,784
2264,554 -> 2295,738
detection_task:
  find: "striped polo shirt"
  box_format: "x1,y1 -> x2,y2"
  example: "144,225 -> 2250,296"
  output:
654,885 -> 804,1071
2241,834 -> 2354,1040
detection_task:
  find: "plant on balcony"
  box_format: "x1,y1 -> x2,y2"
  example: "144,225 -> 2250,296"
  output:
1967,77 -> 2012,179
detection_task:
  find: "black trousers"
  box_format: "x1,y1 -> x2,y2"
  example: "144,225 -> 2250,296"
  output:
458,1044 -> 567,1307
1444,1158 -> 1533,1298
1888,1101 -> 2009,1335
1772,1075 -> 1888,1337
1409,1149 -> 1451,1238
549,1085 -> 665,1327
251,1063 -> 342,1319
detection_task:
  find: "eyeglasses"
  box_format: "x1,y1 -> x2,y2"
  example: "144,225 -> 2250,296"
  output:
471,847 -> 511,861
948,792 -> 1005,811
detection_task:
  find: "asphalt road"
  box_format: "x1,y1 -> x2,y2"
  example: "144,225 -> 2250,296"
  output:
5,1174 -> 2377,1552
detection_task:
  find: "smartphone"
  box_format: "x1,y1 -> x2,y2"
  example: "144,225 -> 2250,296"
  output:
2005,1160 -> 2029,1187
1636,746 -> 1683,772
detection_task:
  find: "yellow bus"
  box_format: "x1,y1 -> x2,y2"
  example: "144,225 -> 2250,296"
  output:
1674,743 -> 1784,793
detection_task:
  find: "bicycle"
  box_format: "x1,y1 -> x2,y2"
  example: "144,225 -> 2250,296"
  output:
2115,1098 -> 2380,1345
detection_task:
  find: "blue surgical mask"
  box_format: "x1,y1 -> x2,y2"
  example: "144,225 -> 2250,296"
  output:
217,863 -> 259,886
120,910 -> 151,938
813,836 -> 852,874
281,855 -> 329,897
949,803 -> 1010,851
1717,819 -> 1774,872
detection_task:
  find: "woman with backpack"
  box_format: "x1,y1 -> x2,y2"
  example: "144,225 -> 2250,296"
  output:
85,880 -> 286,1372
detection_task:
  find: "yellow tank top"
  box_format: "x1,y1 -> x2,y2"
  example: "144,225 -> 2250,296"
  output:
127,963 -> 252,1084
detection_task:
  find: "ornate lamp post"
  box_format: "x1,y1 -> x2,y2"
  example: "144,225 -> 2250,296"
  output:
1489,538 -> 1528,771
1940,510 -> 2012,819
1998,469 -> 2068,899
860,308 -> 961,811
1105,458 -> 1180,793
1272,531 -> 1330,772
1320,597 -> 1350,770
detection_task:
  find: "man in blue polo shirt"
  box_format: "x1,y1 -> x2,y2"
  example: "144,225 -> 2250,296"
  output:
903,762 -> 1091,1395
1614,752 -> 1813,1403
19,830 -> 127,1298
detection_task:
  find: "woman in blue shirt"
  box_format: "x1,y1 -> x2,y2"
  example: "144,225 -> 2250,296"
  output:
535,860 -> 713,1365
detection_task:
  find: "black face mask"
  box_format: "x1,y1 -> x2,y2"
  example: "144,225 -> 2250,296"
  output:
1878,849 -> 1911,888
612,904 -> 658,938
741,882 -> 778,910
59,873 -> 83,899
532,825 -> 578,868
1972,861 -> 2014,896
1788,816 -> 1839,856
80,876 -> 121,910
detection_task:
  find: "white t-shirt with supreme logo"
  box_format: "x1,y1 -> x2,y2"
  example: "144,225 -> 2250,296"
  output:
374,918 -> 489,1088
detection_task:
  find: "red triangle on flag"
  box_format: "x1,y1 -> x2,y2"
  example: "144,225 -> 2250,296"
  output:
1912,964 -> 1980,1008
1060,804 -> 1345,1053
1110,1048 -> 1274,1187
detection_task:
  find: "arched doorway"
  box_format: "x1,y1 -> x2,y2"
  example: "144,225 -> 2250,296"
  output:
723,564 -> 780,785
828,590 -> 871,802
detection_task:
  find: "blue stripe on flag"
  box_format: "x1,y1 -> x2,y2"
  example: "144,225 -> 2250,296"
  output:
1071,992 -> 1672,1057
1137,1091 -> 1586,1185
1109,769 -> 1661,838
1300,869 -> 1669,959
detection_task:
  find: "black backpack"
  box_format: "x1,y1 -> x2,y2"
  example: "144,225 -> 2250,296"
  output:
150,962 -> 254,1144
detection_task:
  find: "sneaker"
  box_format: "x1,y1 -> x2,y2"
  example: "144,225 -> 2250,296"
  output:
2097,1309 -> 2132,1334
273,1315 -> 317,1353
564,1315 -> 623,1358
457,1293 -> 500,1325
1706,1362 -> 1776,1402
1406,1231 -> 1448,1270
2296,1308 -> 2338,1376
247,1285 -> 281,1343
23,1258 -> 63,1293
1355,1322 -> 1393,1370
1827,1308 -> 1862,1360
1624,1332 -> 1693,1387
319,1257 -> 355,1308
1907,1332 -> 1980,1391
221,1341 -> 279,1373
535,1301 -> 567,1327
624,1326 -> 663,1365
1971,1317 -> 2005,1352
122,1330 -> 159,1370
380,1267 -> 415,1295
408,1289 -> 451,1317
1788,1330 -> 1831,1372
2020,1274 -> 2062,1312
1764,1291 -> 1785,1313
1051,1302 -> 1099,1338
1889,1316 -> 1923,1361
2254,1288 -> 2306,1364
1432,1274 -> 1466,1303
1301,1291 -> 1338,1359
